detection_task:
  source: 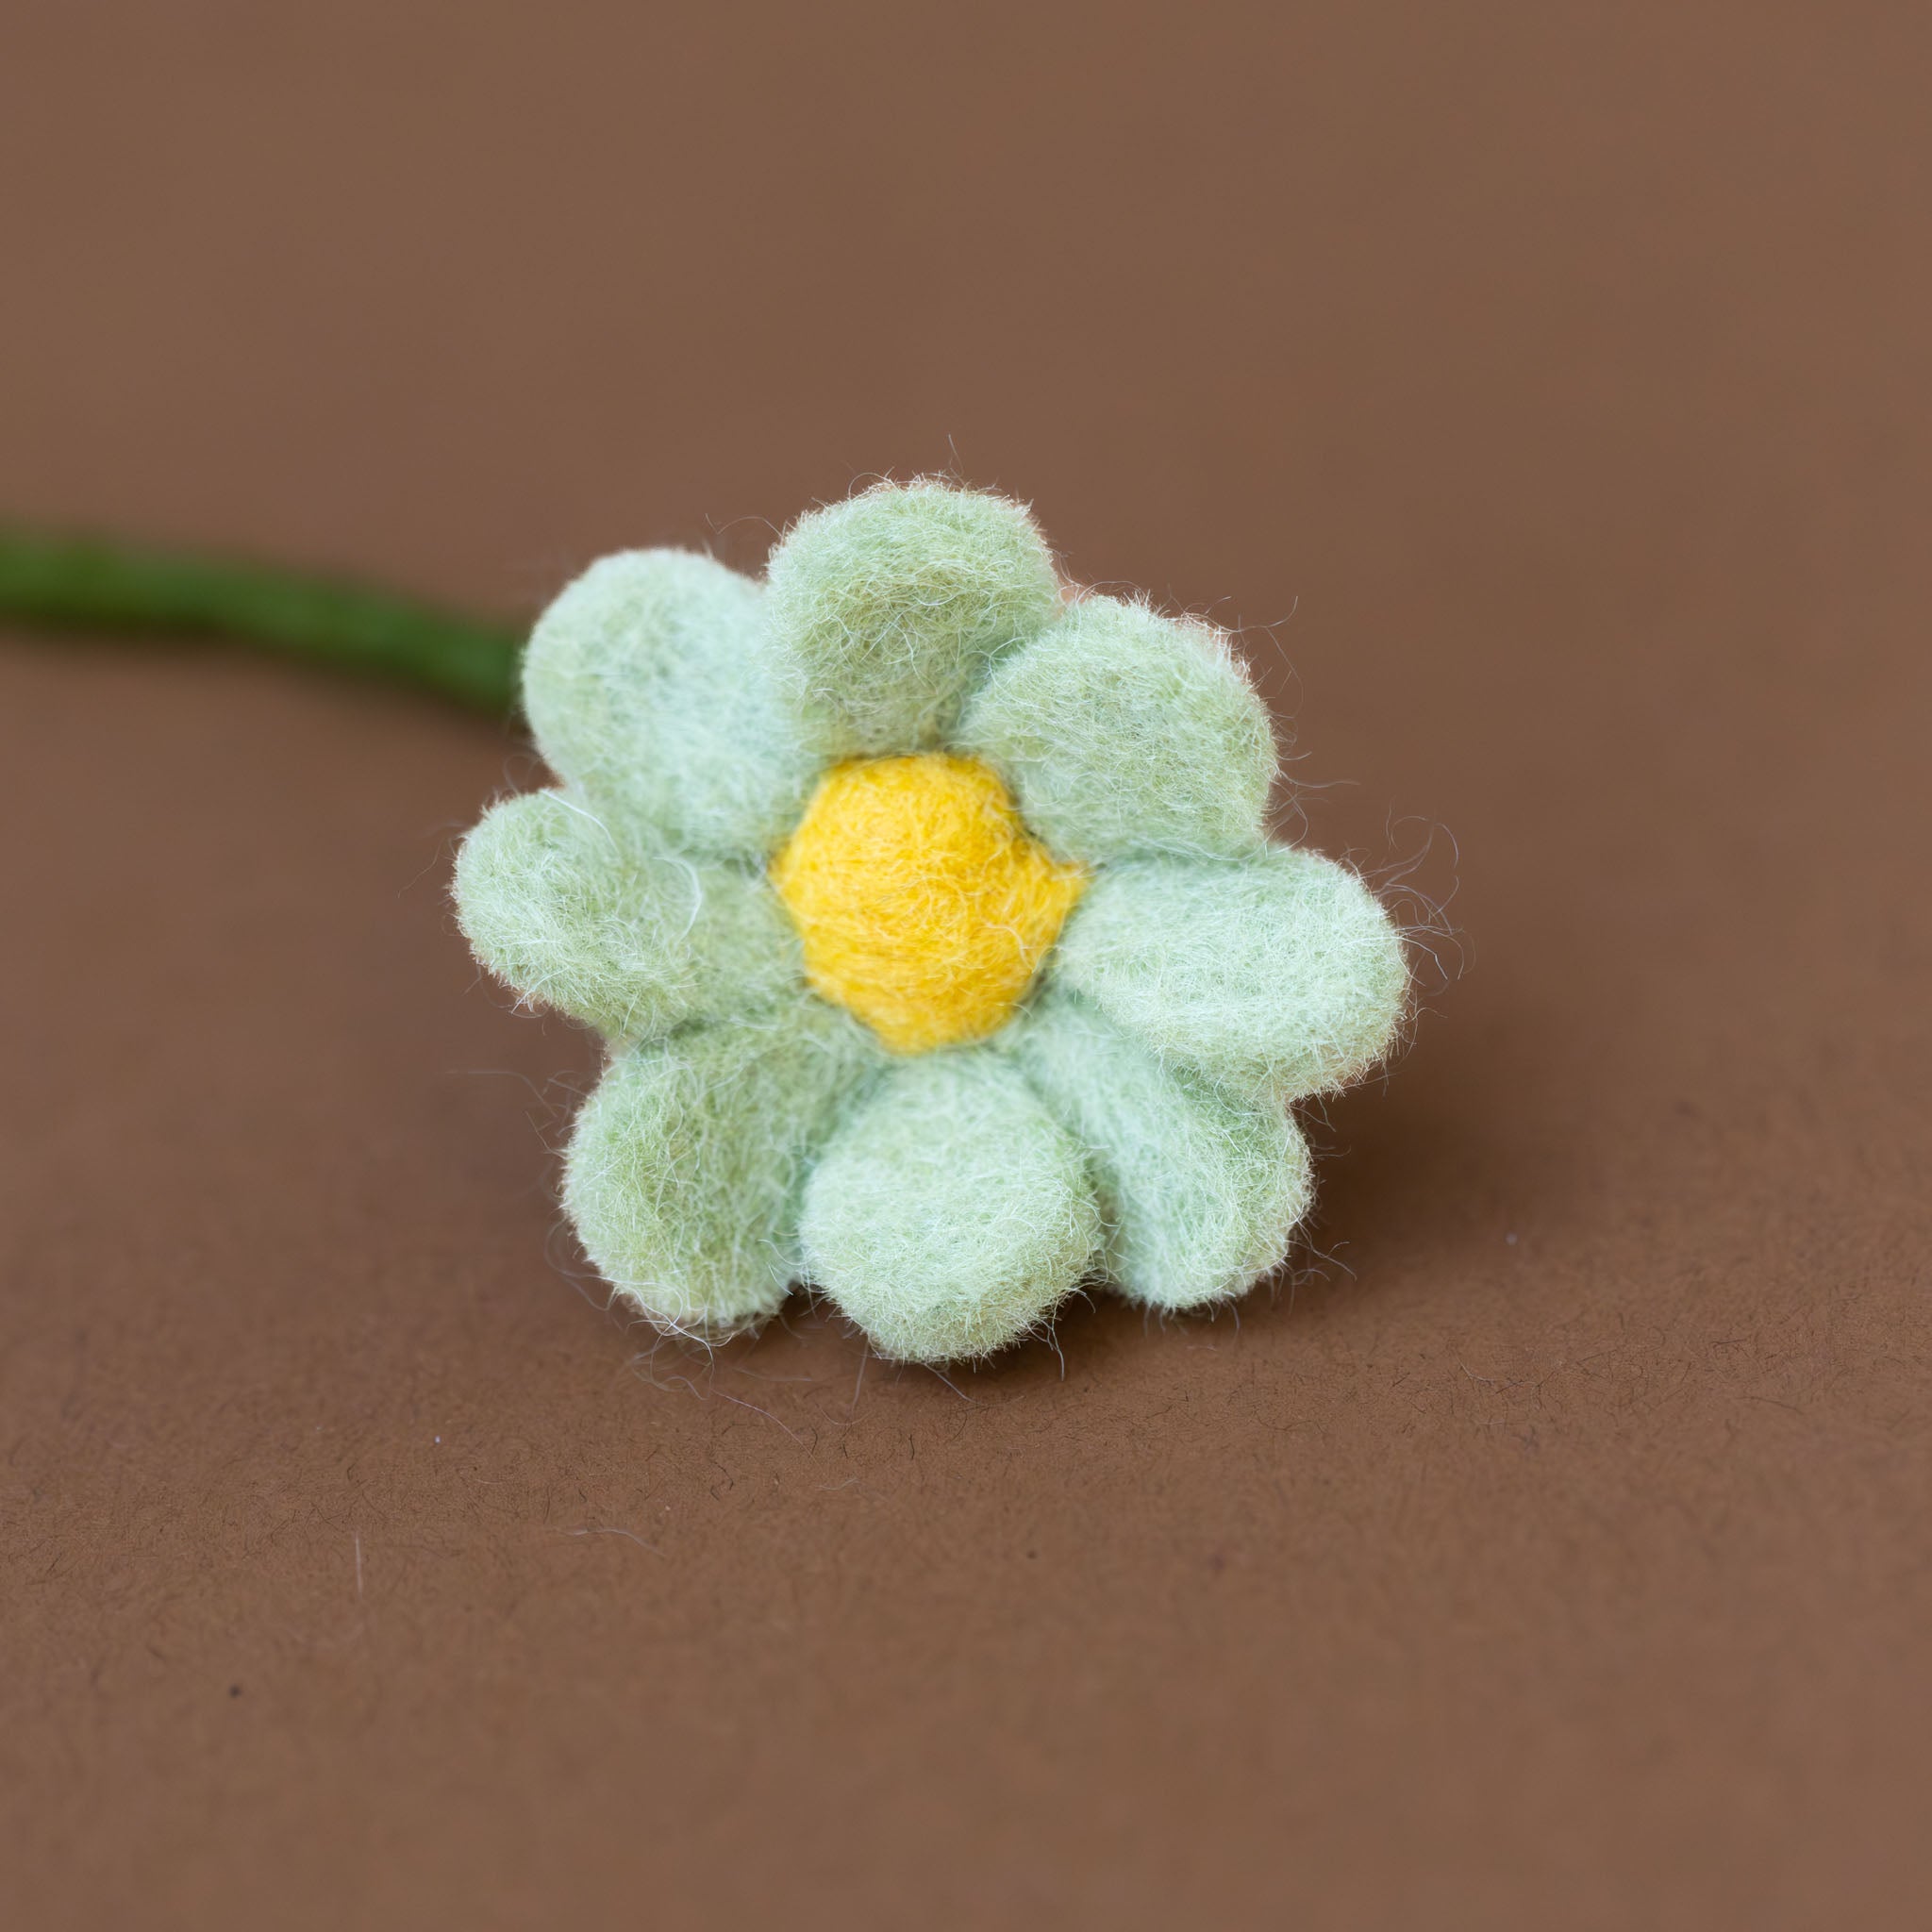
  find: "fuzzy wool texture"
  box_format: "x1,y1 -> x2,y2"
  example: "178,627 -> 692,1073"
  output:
1009,990 -> 1311,1309
453,476 -> 1410,1364
769,753 -> 1087,1055
764,481 -> 1062,757
565,996 -> 884,1338
523,550 -> 817,858
1053,847 -> 1409,1100
456,789 -> 797,1041
958,594 -> 1279,864
799,1051 -> 1101,1361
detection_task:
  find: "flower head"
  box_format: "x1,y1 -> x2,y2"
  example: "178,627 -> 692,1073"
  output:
456,480 -> 1407,1363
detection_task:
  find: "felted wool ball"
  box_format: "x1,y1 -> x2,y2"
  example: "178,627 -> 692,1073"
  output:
455,479 -> 1407,1364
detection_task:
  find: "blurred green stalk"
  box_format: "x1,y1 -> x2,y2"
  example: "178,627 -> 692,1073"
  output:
0,526 -> 523,713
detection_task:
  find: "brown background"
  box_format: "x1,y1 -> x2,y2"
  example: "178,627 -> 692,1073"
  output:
4,5 -> 1928,1926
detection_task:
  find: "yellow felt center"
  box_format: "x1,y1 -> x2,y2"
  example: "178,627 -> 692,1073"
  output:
769,753 -> 1088,1055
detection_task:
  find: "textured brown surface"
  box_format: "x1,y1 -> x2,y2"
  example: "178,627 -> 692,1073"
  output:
4,7 -> 1929,1927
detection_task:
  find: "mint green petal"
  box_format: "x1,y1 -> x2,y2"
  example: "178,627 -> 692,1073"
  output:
454,790 -> 800,1043
1051,848 -> 1407,1099
763,480 -> 1062,757
565,1000 -> 885,1337
522,550 -> 819,858
957,595 -> 1278,864
799,1050 -> 1101,1362
1009,991 -> 1310,1310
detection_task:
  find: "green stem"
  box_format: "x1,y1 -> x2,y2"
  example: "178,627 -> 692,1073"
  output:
0,526 -> 524,713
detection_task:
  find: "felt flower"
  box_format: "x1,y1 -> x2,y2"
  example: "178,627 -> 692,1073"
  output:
456,481 -> 1407,1362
